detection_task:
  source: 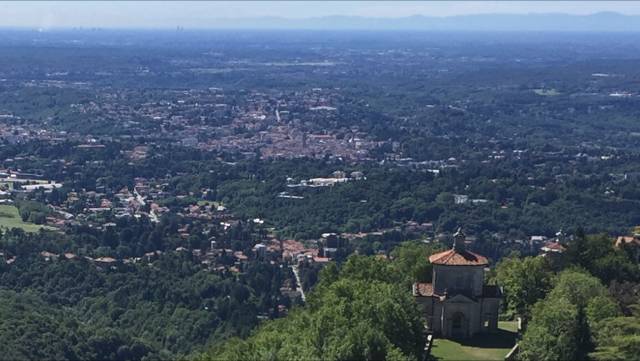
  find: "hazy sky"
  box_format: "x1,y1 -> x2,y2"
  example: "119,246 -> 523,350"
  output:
2,1 -> 640,29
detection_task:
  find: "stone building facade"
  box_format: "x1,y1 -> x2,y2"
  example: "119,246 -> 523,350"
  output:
413,229 -> 501,338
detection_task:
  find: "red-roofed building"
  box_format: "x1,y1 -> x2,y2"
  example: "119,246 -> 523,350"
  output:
414,228 -> 501,339
540,240 -> 568,269
615,235 -> 640,248
281,239 -> 306,263
615,235 -> 640,262
312,256 -> 330,263
541,241 -> 566,254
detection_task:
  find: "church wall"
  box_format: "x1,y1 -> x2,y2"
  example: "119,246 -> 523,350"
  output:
416,296 -> 431,324
480,298 -> 501,332
470,302 -> 482,335
433,265 -> 484,296
432,300 -> 443,334
418,295 -> 500,337
440,301 -> 482,338
417,296 -> 441,334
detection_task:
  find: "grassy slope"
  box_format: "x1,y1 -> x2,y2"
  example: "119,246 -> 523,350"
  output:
0,204 -> 51,232
430,321 -> 518,361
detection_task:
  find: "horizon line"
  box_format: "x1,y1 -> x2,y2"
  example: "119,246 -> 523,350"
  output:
1,11 -> 639,31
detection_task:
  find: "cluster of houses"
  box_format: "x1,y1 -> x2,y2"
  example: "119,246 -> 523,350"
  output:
43,179 -> 172,230
14,175 -> 234,233
281,233 -> 348,265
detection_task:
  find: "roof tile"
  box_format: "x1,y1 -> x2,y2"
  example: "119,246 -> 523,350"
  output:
429,248 -> 489,266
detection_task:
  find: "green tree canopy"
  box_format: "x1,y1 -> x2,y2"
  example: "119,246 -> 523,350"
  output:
519,295 -> 581,361
198,254 -> 426,361
519,270 -> 620,361
494,255 -> 553,318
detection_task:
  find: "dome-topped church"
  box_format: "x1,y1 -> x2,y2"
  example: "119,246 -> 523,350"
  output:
413,228 -> 502,338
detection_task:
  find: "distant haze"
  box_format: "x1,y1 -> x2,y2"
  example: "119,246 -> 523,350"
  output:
2,1 -> 640,31
189,13 -> 640,32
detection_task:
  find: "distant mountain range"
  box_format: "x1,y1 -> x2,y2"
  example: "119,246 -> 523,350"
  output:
198,12 -> 640,31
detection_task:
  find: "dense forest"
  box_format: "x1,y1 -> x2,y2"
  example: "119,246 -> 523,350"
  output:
0,243 -> 289,359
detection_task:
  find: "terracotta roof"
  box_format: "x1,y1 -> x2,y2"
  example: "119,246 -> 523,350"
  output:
541,241 -> 566,253
282,239 -> 305,253
429,249 -> 489,266
414,282 -> 435,297
616,236 -> 640,248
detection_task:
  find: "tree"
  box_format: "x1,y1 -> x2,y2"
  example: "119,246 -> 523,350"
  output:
494,256 -> 552,318
590,305 -> 640,361
520,270 -> 619,361
564,234 -> 638,284
203,254 -> 426,361
519,295 -> 580,361
389,241 -> 445,284
586,295 -> 620,327
548,270 -> 608,309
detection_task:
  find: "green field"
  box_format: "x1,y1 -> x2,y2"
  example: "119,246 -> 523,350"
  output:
0,204 -> 52,232
430,321 -> 518,361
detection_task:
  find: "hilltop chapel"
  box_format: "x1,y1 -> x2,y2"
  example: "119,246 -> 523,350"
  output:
413,229 -> 502,338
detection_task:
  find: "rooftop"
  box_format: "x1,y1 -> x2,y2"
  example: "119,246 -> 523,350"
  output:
414,282 -> 435,297
541,241 -> 566,253
429,228 -> 489,266
429,248 -> 489,266
616,235 -> 640,248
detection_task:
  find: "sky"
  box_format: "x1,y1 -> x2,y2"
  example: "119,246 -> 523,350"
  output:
1,1 -> 640,29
